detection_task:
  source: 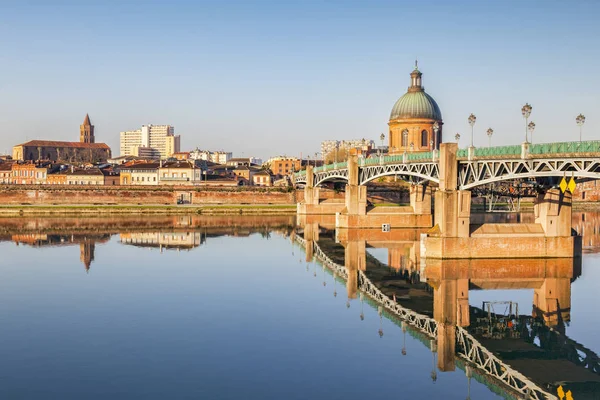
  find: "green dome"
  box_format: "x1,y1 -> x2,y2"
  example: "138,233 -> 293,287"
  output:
390,90 -> 442,121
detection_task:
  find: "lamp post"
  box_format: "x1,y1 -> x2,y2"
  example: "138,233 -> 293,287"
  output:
314,152 -> 318,167
576,114 -> 586,142
307,155 -> 310,169
410,143 -> 414,152
468,113 -> 476,147
521,103 -> 532,143
380,132 -> 385,149
486,128 -> 494,147
334,141 -> 339,165
402,129 -> 409,153
455,133 -> 461,143
433,121 -> 439,150
528,121 -> 536,144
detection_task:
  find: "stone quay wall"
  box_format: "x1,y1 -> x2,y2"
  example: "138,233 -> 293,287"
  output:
0,186 -> 296,206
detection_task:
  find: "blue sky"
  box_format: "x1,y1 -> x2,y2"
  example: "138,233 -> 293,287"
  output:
1,0 -> 598,160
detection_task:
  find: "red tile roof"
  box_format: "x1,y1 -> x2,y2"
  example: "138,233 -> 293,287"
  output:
16,140 -> 110,149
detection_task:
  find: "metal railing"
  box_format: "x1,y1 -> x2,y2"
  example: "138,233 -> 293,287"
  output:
295,236 -> 556,400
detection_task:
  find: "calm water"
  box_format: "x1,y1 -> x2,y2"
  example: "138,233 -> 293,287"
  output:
0,214 -> 598,399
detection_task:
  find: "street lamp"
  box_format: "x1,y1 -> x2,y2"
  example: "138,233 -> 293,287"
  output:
455,133 -> 461,143
409,143 -> 414,152
521,103 -> 532,142
576,114 -> 586,142
433,121 -> 440,150
334,141 -> 339,165
468,113 -> 476,147
314,152 -> 318,167
380,132 -> 385,149
528,121 -> 536,144
486,128 -> 494,147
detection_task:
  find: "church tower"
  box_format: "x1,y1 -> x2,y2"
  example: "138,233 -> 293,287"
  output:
80,114 -> 95,143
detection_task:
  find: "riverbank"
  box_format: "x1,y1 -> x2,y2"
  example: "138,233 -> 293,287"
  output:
0,204 -> 297,216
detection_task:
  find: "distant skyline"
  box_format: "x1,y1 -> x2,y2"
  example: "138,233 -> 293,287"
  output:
1,0 -> 599,160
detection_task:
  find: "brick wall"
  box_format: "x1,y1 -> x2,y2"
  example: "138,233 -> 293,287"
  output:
0,186 -> 295,205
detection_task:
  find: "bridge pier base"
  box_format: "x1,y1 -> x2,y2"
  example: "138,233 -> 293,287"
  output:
343,240 -> 366,299
422,144 -> 578,259
336,156 -> 434,229
297,165 -> 346,215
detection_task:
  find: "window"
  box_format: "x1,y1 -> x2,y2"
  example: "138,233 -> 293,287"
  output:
421,130 -> 428,147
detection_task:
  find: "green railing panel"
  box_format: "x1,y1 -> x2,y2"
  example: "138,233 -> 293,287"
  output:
473,145 -> 521,157
530,140 -> 600,155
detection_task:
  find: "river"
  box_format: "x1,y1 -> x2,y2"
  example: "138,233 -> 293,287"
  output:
0,213 -> 598,399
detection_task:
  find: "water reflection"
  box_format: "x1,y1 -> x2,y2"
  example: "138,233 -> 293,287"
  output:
298,212 -> 600,399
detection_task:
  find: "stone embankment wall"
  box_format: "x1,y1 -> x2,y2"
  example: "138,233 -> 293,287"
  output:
0,186 -> 295,205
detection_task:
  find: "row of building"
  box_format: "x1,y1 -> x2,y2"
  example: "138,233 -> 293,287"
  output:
0,158 -> 281,187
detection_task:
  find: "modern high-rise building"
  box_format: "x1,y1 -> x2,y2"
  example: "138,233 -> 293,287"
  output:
120,124 -> 181,159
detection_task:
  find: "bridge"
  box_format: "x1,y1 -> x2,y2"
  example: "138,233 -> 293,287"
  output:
295,233 -> 600,399
293,141 -> 597,259
294,235 -> 558,400
294,141 -> 600,188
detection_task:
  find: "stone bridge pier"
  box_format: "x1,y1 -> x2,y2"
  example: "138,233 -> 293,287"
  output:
423,143 -> 578,259
336,155 -> 433,229
342,239 -> 366,300
297,166 -> 346,215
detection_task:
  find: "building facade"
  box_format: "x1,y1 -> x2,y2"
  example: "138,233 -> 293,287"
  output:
388,63 -> 443,154
120,124 -> 181,159
158,161 -> 202,185
13,115 -> 111,163
119,162 -> 160,185
11,163 -> 49,185
268,157 -> 301,176
320,139 -> 375,159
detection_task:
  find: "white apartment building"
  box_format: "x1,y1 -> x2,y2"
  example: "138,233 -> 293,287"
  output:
120,124 -> 181,159
189,149 -> 232,165
320,139 -> 375,158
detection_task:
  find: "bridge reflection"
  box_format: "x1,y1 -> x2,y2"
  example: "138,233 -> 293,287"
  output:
296,215 -> 599,400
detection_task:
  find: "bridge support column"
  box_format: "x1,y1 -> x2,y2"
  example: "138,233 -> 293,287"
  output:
534,189 -> 572,237
433,143 -> 471,238
433,271 -> 470,372
303,222 -> 320,262
344,155 -> 367,216
534,277 -> 571,327
410,184 -> 432,215
344,240 -> 366,299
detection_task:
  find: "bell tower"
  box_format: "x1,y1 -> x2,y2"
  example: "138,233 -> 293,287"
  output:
80,113 -> 95,143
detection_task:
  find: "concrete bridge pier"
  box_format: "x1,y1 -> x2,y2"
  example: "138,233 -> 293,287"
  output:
342,240 -> 366,300
297,165 -> 346,215
336,155 -> 433,229
303,222 -> 320,262
423,143 -> 577,259
533,277 -> 572,328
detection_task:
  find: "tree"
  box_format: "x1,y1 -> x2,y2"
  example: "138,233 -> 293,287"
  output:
324,147 -> 349,164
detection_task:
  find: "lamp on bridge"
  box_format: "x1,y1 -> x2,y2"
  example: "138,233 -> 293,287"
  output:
401,321 -> 407,355
378,305 -> 384,338
487,128 -> 494,147
576,114 -> 586,142
433,121 -> 440,150
468,113 -> 477,148
430,339 -> 438,382
380,132 -> 385,149
402,129 -> 409,154
333,272 -> 337,297
410,142 -> 414,152
528,121 -> 536,144
521,103 -> 532,143
359,293 -> 365,321
455,133 -> 461,143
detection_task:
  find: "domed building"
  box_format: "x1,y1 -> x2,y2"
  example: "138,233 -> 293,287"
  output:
388,63 -> 443,154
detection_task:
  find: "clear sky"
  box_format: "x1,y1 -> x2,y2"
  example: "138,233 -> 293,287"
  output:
1,0 -> 598,160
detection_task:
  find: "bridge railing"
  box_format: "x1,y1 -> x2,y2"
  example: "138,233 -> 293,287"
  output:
530,140 -> 600,155
295,236 -> 555,400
